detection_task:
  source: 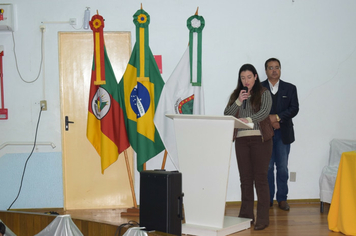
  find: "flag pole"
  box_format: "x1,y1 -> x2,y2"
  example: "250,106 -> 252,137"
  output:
121,149 -> 139,216
161,150 -> 168,169
125,149 -> 137,208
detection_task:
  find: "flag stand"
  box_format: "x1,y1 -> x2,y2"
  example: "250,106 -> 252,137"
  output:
121,149 -> 139,216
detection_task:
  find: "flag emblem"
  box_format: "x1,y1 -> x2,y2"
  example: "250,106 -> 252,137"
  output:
91,87 -> 111,120
92,18 -> 103,29
175,95 -> 194,114
137,14 -> 148,24
130,82 -> 151,118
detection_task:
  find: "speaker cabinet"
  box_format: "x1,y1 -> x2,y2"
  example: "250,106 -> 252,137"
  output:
140,170 -> 183,236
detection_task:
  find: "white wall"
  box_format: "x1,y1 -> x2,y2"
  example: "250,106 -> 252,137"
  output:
1,0 -> 356,209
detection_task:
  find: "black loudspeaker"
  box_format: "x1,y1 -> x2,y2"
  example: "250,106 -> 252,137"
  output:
140,170 -> 183,236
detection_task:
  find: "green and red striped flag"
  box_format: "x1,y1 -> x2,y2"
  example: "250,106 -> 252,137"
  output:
118,8 -> 165,172
87,14 -> 130,174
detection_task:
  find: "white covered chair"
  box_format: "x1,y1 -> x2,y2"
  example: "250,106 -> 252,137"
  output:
319,138 -> 356,212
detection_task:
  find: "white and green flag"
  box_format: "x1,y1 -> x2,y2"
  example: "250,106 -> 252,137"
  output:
154,15 -> 205,169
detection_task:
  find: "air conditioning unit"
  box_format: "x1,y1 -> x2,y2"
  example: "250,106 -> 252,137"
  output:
0,4 -> 14,31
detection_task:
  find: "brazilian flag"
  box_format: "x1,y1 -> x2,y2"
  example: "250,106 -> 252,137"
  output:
118,8 -> 165,171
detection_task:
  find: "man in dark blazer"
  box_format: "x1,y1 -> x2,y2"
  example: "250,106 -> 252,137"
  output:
261,58 -> 299,211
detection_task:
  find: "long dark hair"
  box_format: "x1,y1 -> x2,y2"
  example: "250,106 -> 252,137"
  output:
227,64 -> 263,110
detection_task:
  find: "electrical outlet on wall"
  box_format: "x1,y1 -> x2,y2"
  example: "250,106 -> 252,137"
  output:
40,100 -> 47,111
290,172 -> 296,182
69,18 -> 76,25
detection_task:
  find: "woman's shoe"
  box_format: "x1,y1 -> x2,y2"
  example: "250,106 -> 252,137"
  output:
254,224 -> 268,230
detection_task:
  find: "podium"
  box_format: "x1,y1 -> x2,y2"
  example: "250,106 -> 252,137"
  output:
166,114 -> 253,236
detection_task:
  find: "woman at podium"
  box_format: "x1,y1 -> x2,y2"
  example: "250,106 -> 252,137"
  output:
224,64 -> 273,230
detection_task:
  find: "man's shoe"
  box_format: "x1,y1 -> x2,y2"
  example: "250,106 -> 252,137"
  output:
254,224 -> 268,230
278,201 -> 290,211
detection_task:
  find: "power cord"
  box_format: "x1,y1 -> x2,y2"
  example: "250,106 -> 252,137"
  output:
11,27 -> 44,83
7,106 -> 43,210
115,220 -> 139,236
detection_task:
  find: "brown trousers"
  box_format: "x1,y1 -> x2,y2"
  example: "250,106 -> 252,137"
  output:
235,136 -> 273,225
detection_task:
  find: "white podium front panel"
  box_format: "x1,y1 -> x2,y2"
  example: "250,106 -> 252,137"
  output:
173,118 -> 234,228
166,115 -> 252,235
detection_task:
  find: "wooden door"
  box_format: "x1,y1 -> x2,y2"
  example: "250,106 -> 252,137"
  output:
59,32 -> 134,210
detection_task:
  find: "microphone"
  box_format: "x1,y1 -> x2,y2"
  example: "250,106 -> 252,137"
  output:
242,86 -> 248,109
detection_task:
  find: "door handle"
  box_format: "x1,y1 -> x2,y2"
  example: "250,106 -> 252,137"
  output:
65,116 -> 74,131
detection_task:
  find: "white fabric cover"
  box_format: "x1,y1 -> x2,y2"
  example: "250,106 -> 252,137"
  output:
35,215 -> 83,236
0,219 -> 17,236
122,227 -> 148,236
319,138 -> 356,203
